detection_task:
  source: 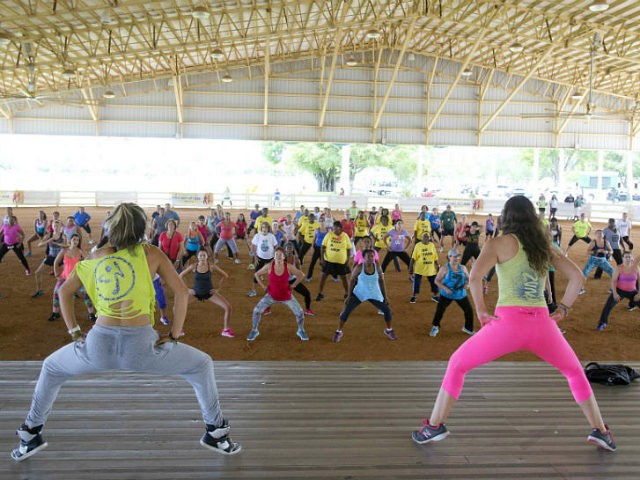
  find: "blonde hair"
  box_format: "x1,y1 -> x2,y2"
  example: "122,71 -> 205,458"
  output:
106,203 -> 147,251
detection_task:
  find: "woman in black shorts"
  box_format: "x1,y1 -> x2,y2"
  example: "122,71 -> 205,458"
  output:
32,220 -> 65,298
179,249 -> 235,338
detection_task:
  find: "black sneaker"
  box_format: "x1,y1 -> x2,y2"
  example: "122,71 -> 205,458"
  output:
11,424 -> 48,462
88,313 -> 97,322
200,421 -> 241,455
409,296 -> 416,304
627,305 -> 637,312
316,293 -> 324,301
587,426 -> 616,451
31,290 -> 44,298
47,312 -> 60,322
411,418 -> 450,444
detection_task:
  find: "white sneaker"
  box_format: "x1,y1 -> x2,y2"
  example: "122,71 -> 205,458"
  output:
234,259 -> 241,264
247,289 -> 257,297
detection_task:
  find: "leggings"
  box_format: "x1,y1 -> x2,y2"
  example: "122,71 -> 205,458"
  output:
292,282 -> 311,309
52,279 -> 93,309
412,274 -> 438,295
339,296 -> 391,322
24,325 -> 224,428
298,241 -> 312,263
598,288 -> 638,327
0,242 -> 30,271
441,306 -> 593,403
621,236 -> 634,251
432,295 -> 474,331
251,293 -> 304,328
307,246 -> 322,279
582,256 -> 614,278
381,251 -> 410,272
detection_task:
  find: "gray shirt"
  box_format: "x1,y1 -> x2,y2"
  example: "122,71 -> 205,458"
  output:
602,227 -> 621,250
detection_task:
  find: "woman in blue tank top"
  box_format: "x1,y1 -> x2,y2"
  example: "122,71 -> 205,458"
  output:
428,248 -> 474,337
332,249 -> 397,343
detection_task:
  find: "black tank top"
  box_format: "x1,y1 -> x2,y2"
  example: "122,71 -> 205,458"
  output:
193,268 -> 212,295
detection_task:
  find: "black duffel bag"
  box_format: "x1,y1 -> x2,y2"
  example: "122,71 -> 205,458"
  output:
584,362 -> 640,386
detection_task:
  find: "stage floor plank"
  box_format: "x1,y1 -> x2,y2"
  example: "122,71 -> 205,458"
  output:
2,361 -> 640,479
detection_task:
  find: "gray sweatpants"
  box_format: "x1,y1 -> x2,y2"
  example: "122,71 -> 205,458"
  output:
24,325 -> 224,428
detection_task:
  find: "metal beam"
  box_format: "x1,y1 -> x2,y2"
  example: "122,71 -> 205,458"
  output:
263,36 -> 270,127
427,29 -> 488,132
318,0 -> 353,128
425,57 -> 438,144
172,75 -> 183,134
556,90 -> 589,137
373,17 -> 418,129
0,105 -> 10,120
81,88 -> 99,122
479,45 -> 554,133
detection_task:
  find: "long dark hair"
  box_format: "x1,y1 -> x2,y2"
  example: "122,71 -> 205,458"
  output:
500,196 -> 550,275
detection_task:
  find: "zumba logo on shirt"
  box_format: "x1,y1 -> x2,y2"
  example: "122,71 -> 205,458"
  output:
516,270 -> 543,300
94,256 -> 136,301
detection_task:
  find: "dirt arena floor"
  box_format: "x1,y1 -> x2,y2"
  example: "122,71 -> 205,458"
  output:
1,206 -> 639,362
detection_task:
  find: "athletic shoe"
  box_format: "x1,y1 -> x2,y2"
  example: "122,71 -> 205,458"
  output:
429,325 -> 439,337
200,421 -> 241,455
262,307 -> 271,316
579,288 -> 586,295
296,329 -> 309,341
159,316 -> 170,325
247,328 -> 260,341
587,426 -> 616,451
234,259 -> 241,264
461,327 -> 475,335
384,328 -> 397,340
11,424 -> 48,462
438,247 -> 444,253
332,330 -> 343,343
377,310 -> 384,315
25,251 -> 32,257
221,328 -> 235,338
596,322 -> 607,331
47,312 -> 60,322
305,277 -> 312,283
247,289 -> 257,297
409,296 -> 417,304
31,290 -> 44,298
316,293 -> 324,301
247,263 -> 255,270
88,240 -> 95,245
411,419 -> 450,444
25,269 -> 31,276
333,277 -> 340,283
88,313 -> 97,322
303,309 -> 315,316
628,305 -> 638,312
431,295 -> 439,303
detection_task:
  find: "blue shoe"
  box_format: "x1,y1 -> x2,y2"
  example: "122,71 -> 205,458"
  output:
429,326 -> 439,337
412,419 -> 450,444
247,329 -> 259,341
596,323 -> 607,331
332,330 -> 343,343
296,329 -> 309,341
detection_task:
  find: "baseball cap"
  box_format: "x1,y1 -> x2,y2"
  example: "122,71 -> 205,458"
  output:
448,249 -> 461,257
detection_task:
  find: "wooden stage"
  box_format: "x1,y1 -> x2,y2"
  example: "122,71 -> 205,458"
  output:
2,361 -> 640,479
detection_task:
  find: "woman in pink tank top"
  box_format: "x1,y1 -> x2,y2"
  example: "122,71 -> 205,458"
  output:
247,246 -> 308,341
597,251 -> 640,331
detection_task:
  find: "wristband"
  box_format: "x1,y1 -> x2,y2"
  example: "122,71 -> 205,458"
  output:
68,325 -> 81,335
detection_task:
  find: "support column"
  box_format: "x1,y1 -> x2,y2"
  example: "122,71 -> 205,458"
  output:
532,149 -> 539,186
339,144 -> 351,195
597,150 -> 604,191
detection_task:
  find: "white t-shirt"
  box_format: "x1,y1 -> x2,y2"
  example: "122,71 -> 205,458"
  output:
252,232 -> 278,260
282,222 -> 296,241
618,219 -> 632,237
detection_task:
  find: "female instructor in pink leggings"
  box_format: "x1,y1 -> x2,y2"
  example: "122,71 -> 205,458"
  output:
411,195 -> 616,451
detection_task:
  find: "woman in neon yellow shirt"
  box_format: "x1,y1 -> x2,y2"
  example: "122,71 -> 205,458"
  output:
11,203 -> 241,462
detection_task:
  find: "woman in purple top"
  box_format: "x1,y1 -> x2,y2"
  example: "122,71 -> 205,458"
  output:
0,216 -> 31,275
380,220 -> 411,272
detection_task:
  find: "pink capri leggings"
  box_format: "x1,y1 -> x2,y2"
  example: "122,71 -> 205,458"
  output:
442,306 -> 593,403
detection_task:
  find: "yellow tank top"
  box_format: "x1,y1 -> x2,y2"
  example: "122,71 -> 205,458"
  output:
496,237 -> 547,308
75,244 -> 156,323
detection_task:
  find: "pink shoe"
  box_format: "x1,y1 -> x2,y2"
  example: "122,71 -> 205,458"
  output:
221,328 -> 235,338
263,307 -> 271,316
303,309 -> 316,316
25,269 -> 32,276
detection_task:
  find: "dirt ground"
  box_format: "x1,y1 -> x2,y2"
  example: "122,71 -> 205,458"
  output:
1,206 -> 639,362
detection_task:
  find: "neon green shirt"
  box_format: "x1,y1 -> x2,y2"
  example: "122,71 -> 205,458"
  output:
496,238 -> 547,307
75,244 -> 156,323
573,220 -> 591,238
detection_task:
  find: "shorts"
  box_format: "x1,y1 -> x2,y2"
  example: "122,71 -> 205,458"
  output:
322,261 -> 350,276
195,292 -> 213,301
443,227 -> 454,236
44,255 -> 57,267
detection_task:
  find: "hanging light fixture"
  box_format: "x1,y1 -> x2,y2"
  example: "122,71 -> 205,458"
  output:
192,6 -> 210,20
221,72 -> 233,83
345,55 -> 358,66
461,67 -> 473,77
365,29 -> 381,40
211,48 -> 225,61
102,89 -> 116,99
61,68 -> 76,79
571,90 -> 583,100
588,0 -> 609,12
0,33 -> 11,47
509,41 -> 524,53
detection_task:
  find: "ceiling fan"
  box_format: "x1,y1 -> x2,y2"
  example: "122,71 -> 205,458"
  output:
522,33 -> 613,121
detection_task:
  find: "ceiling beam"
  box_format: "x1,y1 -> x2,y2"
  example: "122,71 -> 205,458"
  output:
479,45 -> 554,133
172,74 -> 183,131
556,90 -> 589,138
425,57 -> 438,144
373,17 -> 418,130
318,0 -> 352,128
263,36 -> 270,127
80,88 -> 98,122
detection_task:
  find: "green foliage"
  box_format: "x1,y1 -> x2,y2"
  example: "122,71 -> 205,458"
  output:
288,142 -> 341,192
263,142 -> 286,165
